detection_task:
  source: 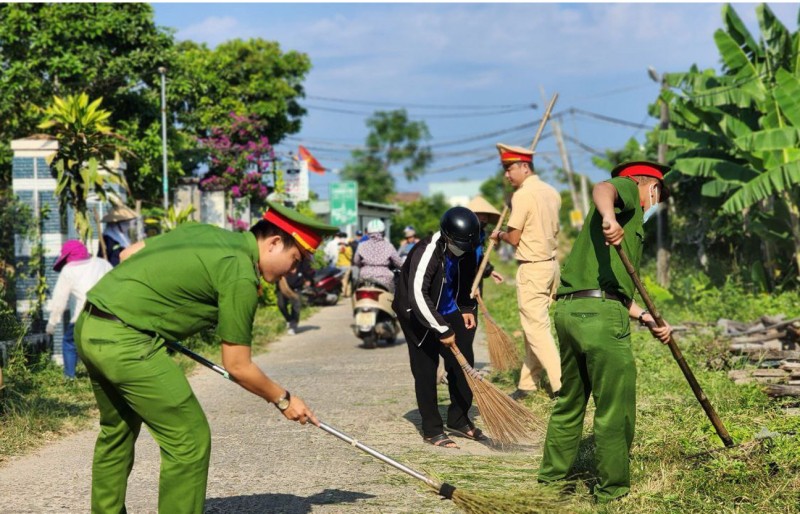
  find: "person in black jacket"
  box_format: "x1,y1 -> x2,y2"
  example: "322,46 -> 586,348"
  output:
393,207 -> 486,448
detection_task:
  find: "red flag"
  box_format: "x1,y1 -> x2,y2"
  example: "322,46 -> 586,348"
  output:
298,145 -> 326,175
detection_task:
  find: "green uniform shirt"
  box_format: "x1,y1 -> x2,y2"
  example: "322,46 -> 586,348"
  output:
88,223 -> 260,345
558,177 -> 644,300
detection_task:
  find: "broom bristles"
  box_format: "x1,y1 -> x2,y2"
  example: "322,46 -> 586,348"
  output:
451,347 -> 545,445
477,296 -> 522,372
450,484 -> 567,514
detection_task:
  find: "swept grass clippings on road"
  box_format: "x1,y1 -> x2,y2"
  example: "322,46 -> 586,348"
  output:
408,260 -> 800,513
0,306 -> 298,461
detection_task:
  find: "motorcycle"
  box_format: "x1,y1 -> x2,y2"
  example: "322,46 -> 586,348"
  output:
351,279 -> 400,349
301,266 -> 344,306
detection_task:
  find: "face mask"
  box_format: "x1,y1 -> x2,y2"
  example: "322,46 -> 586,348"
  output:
447,243 -> 465,257
642,184 -> 659,224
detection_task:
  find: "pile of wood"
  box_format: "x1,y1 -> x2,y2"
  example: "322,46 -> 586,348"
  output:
721,315 -> 800,398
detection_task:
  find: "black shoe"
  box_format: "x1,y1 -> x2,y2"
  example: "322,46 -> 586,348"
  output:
510,389 -> 532,400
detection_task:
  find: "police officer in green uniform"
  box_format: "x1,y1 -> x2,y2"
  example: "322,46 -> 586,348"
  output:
75,201 -> 338,514
538,162 -> 673,503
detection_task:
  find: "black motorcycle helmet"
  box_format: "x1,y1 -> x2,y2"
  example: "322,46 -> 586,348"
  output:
440,206 -> 480,254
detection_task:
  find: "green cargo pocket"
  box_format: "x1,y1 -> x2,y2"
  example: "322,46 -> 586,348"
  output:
88,338 -> 115,346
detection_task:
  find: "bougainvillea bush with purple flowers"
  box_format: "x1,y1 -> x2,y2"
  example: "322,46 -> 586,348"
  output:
199,112 -> 273,204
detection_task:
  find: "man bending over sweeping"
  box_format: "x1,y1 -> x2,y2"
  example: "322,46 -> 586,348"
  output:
537,161 -> 673,503
393,206 -> 487,448
75,201 -> 338,514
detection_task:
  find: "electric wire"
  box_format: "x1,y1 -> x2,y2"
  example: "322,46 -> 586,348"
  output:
306,94 -> 536,110
303,104 -> 533,119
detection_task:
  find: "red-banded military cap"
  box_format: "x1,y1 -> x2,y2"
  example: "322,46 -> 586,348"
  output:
496,143 -> 534,164
262,200 -> 339,254
611,161 -> 672,200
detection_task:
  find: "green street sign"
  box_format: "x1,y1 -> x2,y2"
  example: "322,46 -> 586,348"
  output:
329,181 -> 358,226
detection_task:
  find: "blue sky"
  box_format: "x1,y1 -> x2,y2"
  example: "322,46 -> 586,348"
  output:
153,2 -> 797,199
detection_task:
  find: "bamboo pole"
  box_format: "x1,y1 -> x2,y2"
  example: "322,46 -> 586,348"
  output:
93,207 -> 108,260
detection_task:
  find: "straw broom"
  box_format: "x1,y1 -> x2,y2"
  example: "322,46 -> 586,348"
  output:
475,295 -> 521,372
449,345 -> 545,445
165,341 -> 566,513
470,205 -> 518,374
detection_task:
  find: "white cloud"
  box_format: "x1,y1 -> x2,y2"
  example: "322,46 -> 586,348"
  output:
176,16 -> 251,47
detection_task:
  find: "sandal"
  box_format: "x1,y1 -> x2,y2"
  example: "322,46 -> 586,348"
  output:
447,423 -> 488,441
424,433 -> 459,448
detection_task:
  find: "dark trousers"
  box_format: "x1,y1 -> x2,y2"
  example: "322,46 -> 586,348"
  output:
402,311 -> 476,438
276,289 -> 301,327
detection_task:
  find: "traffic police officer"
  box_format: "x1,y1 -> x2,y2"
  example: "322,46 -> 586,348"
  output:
538,161 -> 673,503
75,201 -> 338,514
490,143 -> 562,396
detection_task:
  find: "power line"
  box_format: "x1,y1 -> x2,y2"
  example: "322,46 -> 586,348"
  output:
303,103 -> 534,119
307,94 -> 536,111
563,108 -> 653,130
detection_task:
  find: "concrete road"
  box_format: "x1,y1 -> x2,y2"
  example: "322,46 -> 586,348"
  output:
0,301 -> 512,513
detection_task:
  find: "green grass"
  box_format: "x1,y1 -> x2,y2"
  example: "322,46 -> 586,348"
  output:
402,260 -> 800,513
0,305 -> 300,461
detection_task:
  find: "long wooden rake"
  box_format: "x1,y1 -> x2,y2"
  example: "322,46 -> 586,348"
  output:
165,341 -> 563,513
603,226 -> 734,447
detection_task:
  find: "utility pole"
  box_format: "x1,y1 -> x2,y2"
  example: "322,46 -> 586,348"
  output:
649,66 -> 670,287
159,67 -> 169,212
540,86 -> 581,217
552,120 -> 582,215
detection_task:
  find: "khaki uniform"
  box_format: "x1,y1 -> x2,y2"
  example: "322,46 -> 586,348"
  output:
507,174 -> 562,393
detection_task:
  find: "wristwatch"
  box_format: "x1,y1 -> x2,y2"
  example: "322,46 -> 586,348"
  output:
275,390 -> 291,411
637,310 -> 648,326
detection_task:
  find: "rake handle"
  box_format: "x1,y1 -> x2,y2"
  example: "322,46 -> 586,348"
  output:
601,229 -> 734,447
163,341 -> 455,497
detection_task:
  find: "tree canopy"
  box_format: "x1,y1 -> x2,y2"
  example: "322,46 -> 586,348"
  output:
341,110 -> 432,203
0,4 -> 311,211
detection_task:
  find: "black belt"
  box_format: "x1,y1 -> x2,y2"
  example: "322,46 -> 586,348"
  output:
84,302 -> 123,323
557,289 -> 628,304
518,257 -> 556,265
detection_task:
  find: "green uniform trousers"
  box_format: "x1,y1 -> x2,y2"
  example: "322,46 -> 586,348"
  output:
75,311 -> 211,514
538,296 -> 636,503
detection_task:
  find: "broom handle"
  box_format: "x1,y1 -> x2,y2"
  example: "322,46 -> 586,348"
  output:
163,341 -> 445,491
601,227 -> 734,447
317,422 -> 440,489
470,205 -> 508,298
529,93 -> 558,151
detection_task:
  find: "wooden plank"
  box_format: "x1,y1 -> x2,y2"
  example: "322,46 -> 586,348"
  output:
745,350 -> 800,361
752,369 -> 790,377
779,360 -> 800,370
766,384 -> 800,397
731,331 -> 786,345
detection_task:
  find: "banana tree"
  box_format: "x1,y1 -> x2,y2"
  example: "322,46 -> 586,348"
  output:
38,93 -> 129,242
661,3 -> 800,285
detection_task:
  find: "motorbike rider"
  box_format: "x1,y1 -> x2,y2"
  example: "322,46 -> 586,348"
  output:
393,207 -> 486,448
353,219 -> 403,292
